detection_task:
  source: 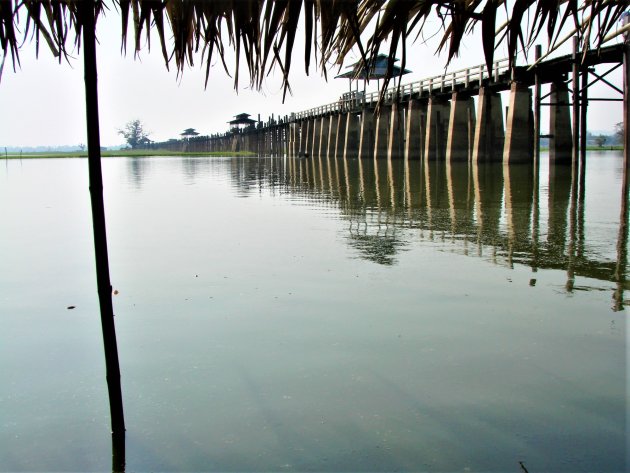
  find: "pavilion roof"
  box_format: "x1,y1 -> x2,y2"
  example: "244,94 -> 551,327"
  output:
335,54 -> 411,81
229,113 -> 256,125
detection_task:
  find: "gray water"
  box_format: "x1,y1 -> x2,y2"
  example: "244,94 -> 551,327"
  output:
1,153 -> 627,472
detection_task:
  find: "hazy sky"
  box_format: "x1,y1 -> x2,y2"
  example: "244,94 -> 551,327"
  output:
0,7 -> 624,148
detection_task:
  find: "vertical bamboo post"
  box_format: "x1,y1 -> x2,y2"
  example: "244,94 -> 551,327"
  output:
80,1 -> 125,438
579,68 -> 588,194
534,45 -> 542,168
624,27 -> 630,169
572,37 -> 580,165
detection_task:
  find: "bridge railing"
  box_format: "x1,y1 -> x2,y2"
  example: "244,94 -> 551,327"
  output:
294,58 -> 510,121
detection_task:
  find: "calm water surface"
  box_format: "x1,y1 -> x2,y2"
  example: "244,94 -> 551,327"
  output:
1,153 -> 627,472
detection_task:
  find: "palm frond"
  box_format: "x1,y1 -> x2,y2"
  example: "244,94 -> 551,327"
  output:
0,0 -> 626,91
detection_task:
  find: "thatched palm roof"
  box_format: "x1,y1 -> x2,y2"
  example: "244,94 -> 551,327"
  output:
1,0 -> 626,96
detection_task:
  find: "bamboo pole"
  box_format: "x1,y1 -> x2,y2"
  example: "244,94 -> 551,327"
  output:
533,45 -> 542,168
80,1 -> 126,439
625,35 -> 630,169
579,68 -> 588,184
572,37 -> 580,165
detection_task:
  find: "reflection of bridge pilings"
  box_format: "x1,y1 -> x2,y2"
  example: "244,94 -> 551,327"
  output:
503,164 -> 534,266
547,165 -> 572,257
473,163 -> 504,252
446,161 -> 474,238
219,156 -> 624,288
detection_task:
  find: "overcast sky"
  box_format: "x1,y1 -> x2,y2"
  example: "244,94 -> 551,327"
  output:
0,7 -> 624,148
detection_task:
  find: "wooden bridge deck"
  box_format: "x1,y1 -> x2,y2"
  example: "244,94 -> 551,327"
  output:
293,43 -> 625,120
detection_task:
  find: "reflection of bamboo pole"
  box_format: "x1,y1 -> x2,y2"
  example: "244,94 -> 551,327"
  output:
446,160 -> 456,238
503,165 -> 515,267
318,153 -> 325,193
326,154 -> 334,195
374,158 -> 382,209
357,156 -> 364,202
404,155 -> 412,220
613,164 -> 629,311
387,157 -> 396,210
80,2 -> 125,440
333,154 -> 341,197
531,159 -> 540,273
424,157 -> 433,232
344,155 -> 352,202
566,154 -> 579,292
472,162 -> 482,255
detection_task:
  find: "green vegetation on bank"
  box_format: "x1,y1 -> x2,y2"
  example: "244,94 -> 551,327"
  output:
2,149 -> 258,159
3,146 -> 623,159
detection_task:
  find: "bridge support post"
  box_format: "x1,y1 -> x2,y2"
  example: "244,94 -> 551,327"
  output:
387,102 -> 404,160
310,118 -> 319,158
298,120 -> 309,156
446,92 -> 475,162
344,112 -> 360,159
335,113 -> 347,158
503,82 -> 534,164
317,115 -> 329,158
425,97 -> 450,161
404,99 -> 426,161
287,123 -> 293,158
359,108 -> 375,160
472,87 -> 504,163
374,105 -> 391,160
549,82 -> 573,165
327,115 -> 337,158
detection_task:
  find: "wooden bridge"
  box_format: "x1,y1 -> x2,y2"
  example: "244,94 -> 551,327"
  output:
157,41 -> 627,166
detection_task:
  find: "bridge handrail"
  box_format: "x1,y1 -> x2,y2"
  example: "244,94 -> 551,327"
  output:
294,58 -> 510,120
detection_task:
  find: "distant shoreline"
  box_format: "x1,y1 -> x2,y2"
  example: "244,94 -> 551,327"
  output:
1,149 -> 258,159
1,146 -> 623,159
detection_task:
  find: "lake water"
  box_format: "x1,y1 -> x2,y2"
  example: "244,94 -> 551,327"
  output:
1,153 -> 627,472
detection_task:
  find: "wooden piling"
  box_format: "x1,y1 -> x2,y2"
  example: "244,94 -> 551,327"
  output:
549,82 -> 573,165
335,113 -> 347,158
503,83 -> 534,164
387,102 -> 404,160
446,92 -> 473,162
404,99 -> 425,161
472,88 -> 504,163
358,108 -> 375,160
374,105 -> 391,160
344,112 -> 360,159
572,37 -> 580,164
534,45 -> 542,168
425,98 -> 449,161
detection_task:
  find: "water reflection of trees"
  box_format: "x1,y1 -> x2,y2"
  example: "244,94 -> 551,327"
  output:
225,154 -> 629,309
126,157 -> 151,189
